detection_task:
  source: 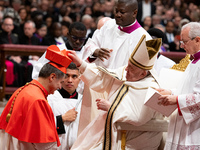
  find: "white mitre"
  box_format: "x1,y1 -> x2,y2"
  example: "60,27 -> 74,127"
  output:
129,35 -> 162,70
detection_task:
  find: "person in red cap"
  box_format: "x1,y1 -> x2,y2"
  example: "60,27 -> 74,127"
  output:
0,45 -> 72,150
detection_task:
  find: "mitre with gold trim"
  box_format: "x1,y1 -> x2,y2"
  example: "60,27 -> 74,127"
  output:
129,35 -> 162,70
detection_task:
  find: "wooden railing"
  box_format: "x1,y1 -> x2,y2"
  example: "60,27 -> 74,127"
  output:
0,44 -> 48,101
0,44 -> 187,101
160,51 -> 187,63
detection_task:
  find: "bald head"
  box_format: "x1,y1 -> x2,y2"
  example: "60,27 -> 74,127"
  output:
97,17 -> 112,29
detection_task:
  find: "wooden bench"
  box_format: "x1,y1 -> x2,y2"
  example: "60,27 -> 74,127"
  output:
0,44 -> 48,101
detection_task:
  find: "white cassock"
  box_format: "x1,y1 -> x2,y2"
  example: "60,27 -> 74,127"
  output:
48,91 -> 82,150
82,19 -> 152,69
79,19 -> 152,135
164,60 -> 200,150
71,62 -> 164,150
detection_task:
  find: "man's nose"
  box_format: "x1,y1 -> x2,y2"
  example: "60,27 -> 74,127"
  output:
75,39 -> 81,44
68,76 -> 73,82
115,12 -> 122,17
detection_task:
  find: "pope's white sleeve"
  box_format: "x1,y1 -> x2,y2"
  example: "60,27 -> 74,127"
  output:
32,51 -> 49,79
79,61 -> 115,93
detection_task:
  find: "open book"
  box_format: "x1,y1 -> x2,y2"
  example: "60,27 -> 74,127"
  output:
144,87 -> 177,117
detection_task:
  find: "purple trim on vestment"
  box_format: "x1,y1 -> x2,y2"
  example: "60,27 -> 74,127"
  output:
118,21 -> 141,34
192,51 -> 200,64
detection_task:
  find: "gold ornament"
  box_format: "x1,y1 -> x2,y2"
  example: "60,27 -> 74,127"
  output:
6,113 -> 11,123
171,54 -> 191,71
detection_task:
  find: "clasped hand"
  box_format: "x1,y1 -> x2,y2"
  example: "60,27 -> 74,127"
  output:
155,88 -> 177,106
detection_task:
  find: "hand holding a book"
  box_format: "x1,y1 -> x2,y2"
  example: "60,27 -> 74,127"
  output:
144,87 -> 177,117
158,95 -> 177,106
155,88 -> 172,95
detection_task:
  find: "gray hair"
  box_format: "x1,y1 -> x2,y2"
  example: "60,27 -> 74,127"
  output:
182,22 -> 200,39
25,20 -> 36,28
39,63 -> 65,79
81,14 -> 92,22
152,14 -> 162,20
154,24 -> 166,32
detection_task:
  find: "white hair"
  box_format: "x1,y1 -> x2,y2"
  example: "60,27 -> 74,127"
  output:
182,22 -> 200,39
81,14 -> 92,22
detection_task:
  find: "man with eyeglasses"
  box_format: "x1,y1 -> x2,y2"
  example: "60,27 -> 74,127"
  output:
32,22 -> 87,79
65,22 -> 87,59
179,37 -> 196,46
157,22 -> 200,149
0,16 -> 23,89
0,16 -> 19,44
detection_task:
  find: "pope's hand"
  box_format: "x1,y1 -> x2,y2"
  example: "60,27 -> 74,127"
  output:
68,51 -> 82,67
96,98 -> 111,111
62,108 -> 78,122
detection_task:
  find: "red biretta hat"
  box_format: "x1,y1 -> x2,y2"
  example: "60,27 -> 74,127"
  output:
45,45 -> 72,73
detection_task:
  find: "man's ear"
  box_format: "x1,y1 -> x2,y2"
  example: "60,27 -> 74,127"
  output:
133,9 -> 138,18
49,73 -> 56,82
140,70 -> 148,79
195,36 -> 200,42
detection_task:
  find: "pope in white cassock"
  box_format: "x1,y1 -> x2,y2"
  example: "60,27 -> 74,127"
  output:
80,0 -> 152,134
157,22 -> 200,149
68,35 -> 165,150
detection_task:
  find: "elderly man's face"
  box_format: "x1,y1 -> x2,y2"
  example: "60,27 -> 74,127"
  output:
24,22 -> 35,38
125,61 -> 147,82
180,27 -> 198,55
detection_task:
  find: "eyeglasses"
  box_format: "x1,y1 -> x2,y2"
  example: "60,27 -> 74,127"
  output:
70,35 -> 86,42
180,37 -> 196,45
3,24 -> 13,26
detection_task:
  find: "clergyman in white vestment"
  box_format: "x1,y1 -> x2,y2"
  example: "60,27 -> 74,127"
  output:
157,22 -> 200,149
